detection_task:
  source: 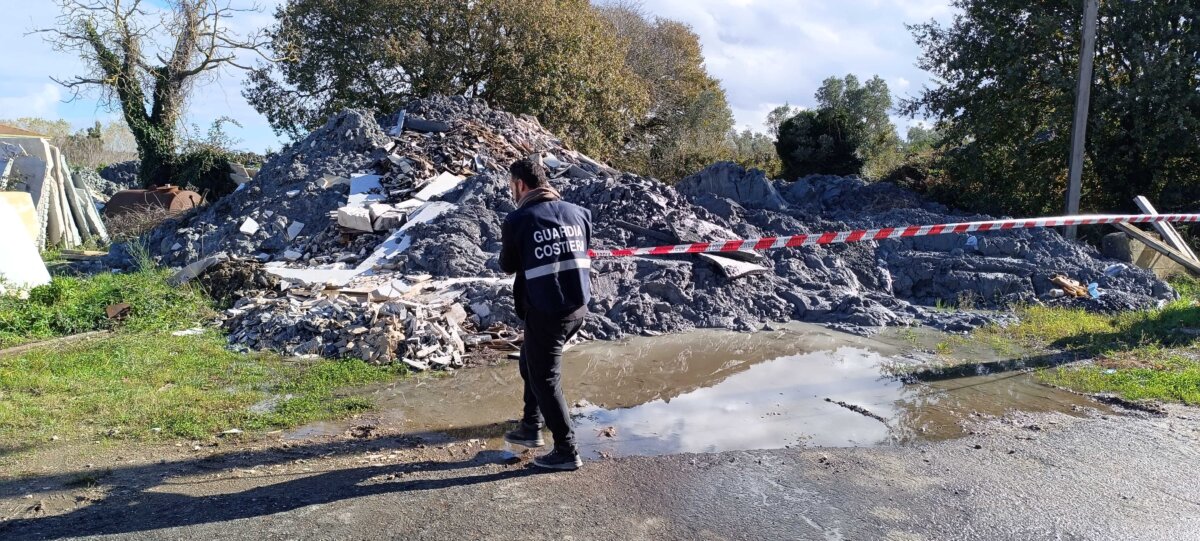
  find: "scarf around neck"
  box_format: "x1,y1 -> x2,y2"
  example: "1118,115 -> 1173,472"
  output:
517,186 -> 562,208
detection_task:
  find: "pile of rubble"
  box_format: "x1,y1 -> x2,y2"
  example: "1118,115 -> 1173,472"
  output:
133,96 -> 1176,369
91,160 -> 141,197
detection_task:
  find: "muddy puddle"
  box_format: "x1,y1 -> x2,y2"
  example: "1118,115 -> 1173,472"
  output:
290,323 -> 1107,459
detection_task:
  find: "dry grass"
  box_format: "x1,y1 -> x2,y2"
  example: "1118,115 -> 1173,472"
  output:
104,205 -> 181,243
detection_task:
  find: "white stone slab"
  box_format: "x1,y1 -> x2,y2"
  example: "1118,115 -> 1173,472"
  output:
413,172 -> 465,202
370,279 -> 411,301
286,221 -> 305,241
0,194 -> 50,295
396,198 -> 423,210
348,174 -> 385,206
336,206 -> 373,232
239,217 -> 260,236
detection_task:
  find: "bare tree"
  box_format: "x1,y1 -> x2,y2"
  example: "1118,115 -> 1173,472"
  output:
38,0 -> 275,187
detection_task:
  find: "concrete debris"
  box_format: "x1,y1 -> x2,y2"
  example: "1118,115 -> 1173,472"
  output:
239,217 -> 261,236
286,221 -> 305,241
0,191 -> 51,295
336,206 -> 373,232
2,133 -> 109,250
220,292 -> 479,367
93,161 -> 140,196
169,252 -> 230,286
126,95 -> 1176,370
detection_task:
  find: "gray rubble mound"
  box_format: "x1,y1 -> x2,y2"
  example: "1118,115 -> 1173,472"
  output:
95,160 -> 141,196
133,95 -> 1175,366
139,109 -> 390,267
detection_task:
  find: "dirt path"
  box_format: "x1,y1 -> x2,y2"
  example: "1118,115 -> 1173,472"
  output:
2,402 -> 1199,540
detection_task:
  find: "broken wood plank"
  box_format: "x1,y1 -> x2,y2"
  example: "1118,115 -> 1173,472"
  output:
1134,196 -> 1198,264
1113,222 -> 1200,276
58,249 -> 109,260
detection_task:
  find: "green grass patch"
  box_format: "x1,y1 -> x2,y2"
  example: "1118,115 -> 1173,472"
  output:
976,276 -> 1200,403
0,331 -> 404,445
1041,349 -> 1200,405
0,265 -> 211,348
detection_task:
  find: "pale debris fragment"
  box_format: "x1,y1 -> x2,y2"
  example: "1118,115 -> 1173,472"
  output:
286,221 -> 306,241
336,206 -> 373,232
239,217 -> 260,236
413,172 -> 465,202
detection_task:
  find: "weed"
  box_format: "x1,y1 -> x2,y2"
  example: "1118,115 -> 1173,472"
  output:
0,332 -> 406,445
0,264 -> 211,348
971,277 -> 1200,404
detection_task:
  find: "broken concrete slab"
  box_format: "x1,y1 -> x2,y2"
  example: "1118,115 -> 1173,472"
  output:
0,192 -> 40,243
169,252 -> 230,286
370,280 -> 411,301
413,172 -> 465,202
698,253 -> 769,279
0,193 -> 50,296
357,201 -> 458,272
286,221 -> 306,241
321,175 -> 350,189
369,203 -> 404,230
337,206 -> 374,232
239,217 -> 261,236
387,110 -> 406,137
348,174 -> 386,206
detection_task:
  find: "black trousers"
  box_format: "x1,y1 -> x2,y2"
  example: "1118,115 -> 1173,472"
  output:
518,309 -> 583,452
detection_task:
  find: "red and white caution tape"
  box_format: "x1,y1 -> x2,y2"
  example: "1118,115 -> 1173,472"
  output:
587,213 -> 1200,258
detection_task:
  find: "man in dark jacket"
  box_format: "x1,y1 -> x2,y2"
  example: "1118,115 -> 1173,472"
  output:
499,157 -> 592,471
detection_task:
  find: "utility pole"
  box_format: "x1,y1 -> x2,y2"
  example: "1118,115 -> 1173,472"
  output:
1063,0 -> 1099,240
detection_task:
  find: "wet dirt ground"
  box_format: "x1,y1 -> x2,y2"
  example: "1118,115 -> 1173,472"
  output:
289,323 -> 1104,458
2,324 -> 1197,540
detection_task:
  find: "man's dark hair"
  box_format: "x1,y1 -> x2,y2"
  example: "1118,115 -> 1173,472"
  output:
510,157 -> 550,189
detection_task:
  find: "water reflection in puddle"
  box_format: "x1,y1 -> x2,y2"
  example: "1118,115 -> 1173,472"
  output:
289,323 -> 1106,459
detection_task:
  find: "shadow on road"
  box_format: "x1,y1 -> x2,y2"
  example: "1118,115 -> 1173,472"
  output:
0,423 -> 542,540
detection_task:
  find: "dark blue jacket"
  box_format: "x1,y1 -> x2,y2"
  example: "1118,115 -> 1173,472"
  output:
500,193 -> 592,320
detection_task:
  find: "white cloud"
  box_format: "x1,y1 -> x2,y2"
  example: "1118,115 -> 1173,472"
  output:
638,0 -> 955,132
0,84 -> 63,119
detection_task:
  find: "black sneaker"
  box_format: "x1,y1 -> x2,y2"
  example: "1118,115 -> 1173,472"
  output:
532,448 -> 582,471
503,423 -> 545,447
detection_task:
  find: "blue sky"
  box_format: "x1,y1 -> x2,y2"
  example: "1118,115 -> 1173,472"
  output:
0,0 -> 953,153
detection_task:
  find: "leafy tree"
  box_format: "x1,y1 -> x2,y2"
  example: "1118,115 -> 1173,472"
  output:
764,103 -> 802,138
247,0 -> 649,160
815,75 -> 904,179
597,2 -> 733,180
773,75 -> 903,179
727,128 -> 781,177
40,0 -> 273,188
904,124 -> 942,153
775,110 -> 863,178
905,0 -> 1200,217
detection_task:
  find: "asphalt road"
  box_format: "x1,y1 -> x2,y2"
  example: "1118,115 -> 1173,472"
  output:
3,405 -> 1199,540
